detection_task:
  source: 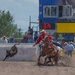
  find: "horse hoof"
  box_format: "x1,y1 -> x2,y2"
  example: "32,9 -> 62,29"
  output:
55,64 -> 58,66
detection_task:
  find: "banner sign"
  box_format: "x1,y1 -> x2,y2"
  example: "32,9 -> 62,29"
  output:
57,23 -> 75,33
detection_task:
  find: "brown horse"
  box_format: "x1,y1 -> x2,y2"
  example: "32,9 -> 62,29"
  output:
37,36 -> 59,65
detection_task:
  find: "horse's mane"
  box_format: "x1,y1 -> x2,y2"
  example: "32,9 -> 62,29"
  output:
43,35 -> 50,49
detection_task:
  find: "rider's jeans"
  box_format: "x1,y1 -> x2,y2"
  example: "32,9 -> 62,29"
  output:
39,44 -> 44,54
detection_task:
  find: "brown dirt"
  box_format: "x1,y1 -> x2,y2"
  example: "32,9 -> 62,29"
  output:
0,51 -> 75,75
0,61 -> 75,75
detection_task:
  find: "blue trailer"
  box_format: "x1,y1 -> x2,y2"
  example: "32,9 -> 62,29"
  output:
39,0 -> 75,41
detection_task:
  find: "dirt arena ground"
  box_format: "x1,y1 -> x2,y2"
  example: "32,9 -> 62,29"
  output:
0,60 -> 75,75
0,52 -> 75,75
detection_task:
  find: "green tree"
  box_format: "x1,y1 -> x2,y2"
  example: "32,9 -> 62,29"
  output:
0,10 -> 23,38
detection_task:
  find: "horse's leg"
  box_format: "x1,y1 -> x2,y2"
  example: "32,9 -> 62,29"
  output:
44,57 -> 47,65
46,57 -> 51,63
37,55 -> 42,65
54,54 -> 59,65
44,55 -> 50,65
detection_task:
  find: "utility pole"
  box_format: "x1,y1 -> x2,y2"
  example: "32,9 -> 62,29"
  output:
29,15 -> 39,30
29,15 -> 39,27
29,15 -> 31,28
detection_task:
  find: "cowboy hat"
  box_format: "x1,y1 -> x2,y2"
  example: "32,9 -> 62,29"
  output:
40,29 -> 46,33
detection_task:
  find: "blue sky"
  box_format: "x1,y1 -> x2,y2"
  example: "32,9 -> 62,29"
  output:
0,0 -> 39,32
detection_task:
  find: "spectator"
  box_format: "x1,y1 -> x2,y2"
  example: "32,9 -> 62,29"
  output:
34,31 -> 39,42
1,36 -> 8,43
64,42 -> 74,57
28,26 -> 33,35
21,35 -> 28,43
9,37 -> 16,43
27,34 -> 33,43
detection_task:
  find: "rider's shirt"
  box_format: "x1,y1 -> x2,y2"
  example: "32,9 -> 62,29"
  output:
35,33 -> 53,45
35,33 -> 57,49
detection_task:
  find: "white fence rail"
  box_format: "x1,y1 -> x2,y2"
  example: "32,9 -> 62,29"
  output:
0,43 -> 39,61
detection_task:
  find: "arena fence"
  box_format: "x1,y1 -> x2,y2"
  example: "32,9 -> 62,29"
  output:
0,43 -> 39,62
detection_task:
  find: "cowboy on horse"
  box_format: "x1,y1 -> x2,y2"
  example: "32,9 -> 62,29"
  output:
33,29 -> 58,65
33,29 -> 57,49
